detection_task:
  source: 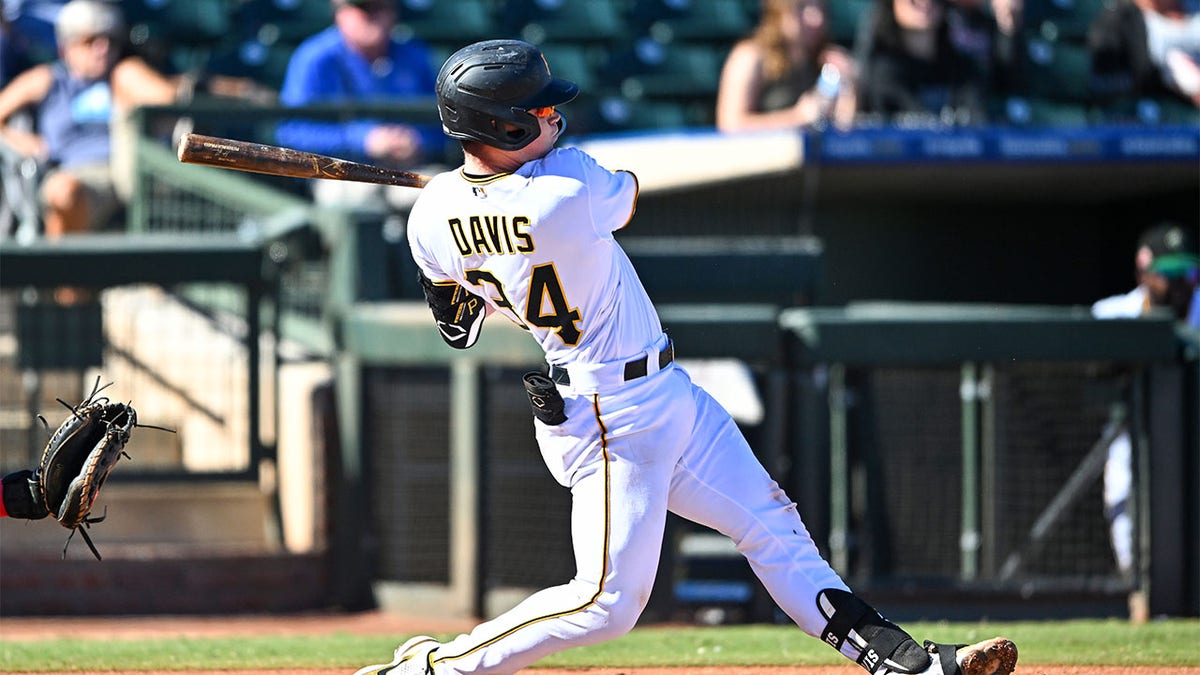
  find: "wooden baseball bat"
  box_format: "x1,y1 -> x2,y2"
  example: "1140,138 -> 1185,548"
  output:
176,133 -> 431,188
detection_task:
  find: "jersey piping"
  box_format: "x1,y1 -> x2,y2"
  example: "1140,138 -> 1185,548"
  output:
431,394 -> 613,669
459,168 -> 512,184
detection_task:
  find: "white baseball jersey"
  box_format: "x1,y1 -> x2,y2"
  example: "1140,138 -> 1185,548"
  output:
409,147 -> 662,373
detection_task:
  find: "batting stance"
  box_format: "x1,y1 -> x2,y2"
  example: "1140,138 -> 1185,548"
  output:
355,40 -> 1017,675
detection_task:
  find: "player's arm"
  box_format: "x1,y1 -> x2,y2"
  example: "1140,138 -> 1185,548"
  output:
0,64 -> 53,159
417,269 -> 486,349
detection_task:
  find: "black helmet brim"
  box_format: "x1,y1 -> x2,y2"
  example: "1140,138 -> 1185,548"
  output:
524,78 -> 580,109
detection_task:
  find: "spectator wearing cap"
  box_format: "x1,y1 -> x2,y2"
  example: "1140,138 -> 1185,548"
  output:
277,0 -> 444,212
1093,222 -> 1200,327
0,0 -> 181,241
1143,225 -> 1200,327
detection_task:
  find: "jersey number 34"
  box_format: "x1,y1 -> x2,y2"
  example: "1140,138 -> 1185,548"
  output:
465,263 -> 582,345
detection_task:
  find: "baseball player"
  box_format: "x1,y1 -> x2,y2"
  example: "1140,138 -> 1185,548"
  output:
354,39 -> 1017,675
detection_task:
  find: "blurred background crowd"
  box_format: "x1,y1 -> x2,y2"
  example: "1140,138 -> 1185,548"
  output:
2,0 -> 1197,244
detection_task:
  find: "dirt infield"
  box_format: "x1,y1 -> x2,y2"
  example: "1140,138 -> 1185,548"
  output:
3,612 -> 1198,675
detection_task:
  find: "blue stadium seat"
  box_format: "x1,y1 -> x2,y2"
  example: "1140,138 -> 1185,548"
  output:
627,0 -> 754,43
500,0 -> 625,43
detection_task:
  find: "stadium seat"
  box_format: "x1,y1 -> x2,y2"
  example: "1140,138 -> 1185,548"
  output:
236,0 -> 334,44
123,0 -> 231,45
1096,96 -> 1200,126
1025,38 -> 1093,103
627,0 -> 754,43
500,0 -> 625,43
996,96 -> 1092,126
0,110 -> 43,242
1026,0 -> 1109,42
538,43 -> 601,91
608,38 -> 727,99
397,0 -> 496,44
588,95 -> 693,133
828,0 -> 874,48
206,39 -> 297,91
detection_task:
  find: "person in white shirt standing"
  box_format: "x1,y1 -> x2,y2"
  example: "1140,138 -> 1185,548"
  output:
1092,222 -> 1200,581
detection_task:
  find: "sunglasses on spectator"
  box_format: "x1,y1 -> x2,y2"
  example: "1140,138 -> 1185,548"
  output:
527,106 -> 556,118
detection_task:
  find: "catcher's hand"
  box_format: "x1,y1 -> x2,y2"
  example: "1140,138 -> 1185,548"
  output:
36,377 -> 172,560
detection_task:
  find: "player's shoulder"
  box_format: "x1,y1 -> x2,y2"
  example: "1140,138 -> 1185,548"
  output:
410,168 -> 467,211
529,147 -> 615,179
1091,287 -> 1145,319
725,39 -> 765,68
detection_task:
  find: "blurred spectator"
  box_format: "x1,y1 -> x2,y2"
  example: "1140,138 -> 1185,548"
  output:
1093,222 -> 1200,326
854,0 -> 986,125
1089,0 -> 1200,111
1091,222 -> 1199,577
716,0 -> 859,131
0,0 -> 183,242
945,0 -> 1027,97
1,0 -> 66,85
277,0 -> 443,212
987,0 -> 1027,95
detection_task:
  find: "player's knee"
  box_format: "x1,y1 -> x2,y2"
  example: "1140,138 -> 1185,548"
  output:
585,596 -> 643,643
816,588 -> 930,673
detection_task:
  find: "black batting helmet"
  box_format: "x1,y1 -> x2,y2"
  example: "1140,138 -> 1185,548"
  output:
436,39 -> 579,151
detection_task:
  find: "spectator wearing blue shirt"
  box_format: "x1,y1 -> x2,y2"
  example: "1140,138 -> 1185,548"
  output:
278,0 -> 443,211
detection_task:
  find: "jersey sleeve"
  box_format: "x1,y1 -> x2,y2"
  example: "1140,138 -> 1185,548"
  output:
571,150 -> 639,236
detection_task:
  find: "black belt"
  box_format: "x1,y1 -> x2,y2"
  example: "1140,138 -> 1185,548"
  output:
550,340 -> 674,386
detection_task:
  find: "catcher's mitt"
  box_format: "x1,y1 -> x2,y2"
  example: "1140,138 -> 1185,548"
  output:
36,377 -> 173,560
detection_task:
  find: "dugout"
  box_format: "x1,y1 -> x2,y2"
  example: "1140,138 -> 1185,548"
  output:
782,303 -> 1199,620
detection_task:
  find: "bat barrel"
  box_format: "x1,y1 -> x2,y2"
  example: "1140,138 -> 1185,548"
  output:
177,133 -> 431,188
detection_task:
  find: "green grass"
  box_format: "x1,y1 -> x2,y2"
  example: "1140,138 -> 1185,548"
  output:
1,619 -> 1197,671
